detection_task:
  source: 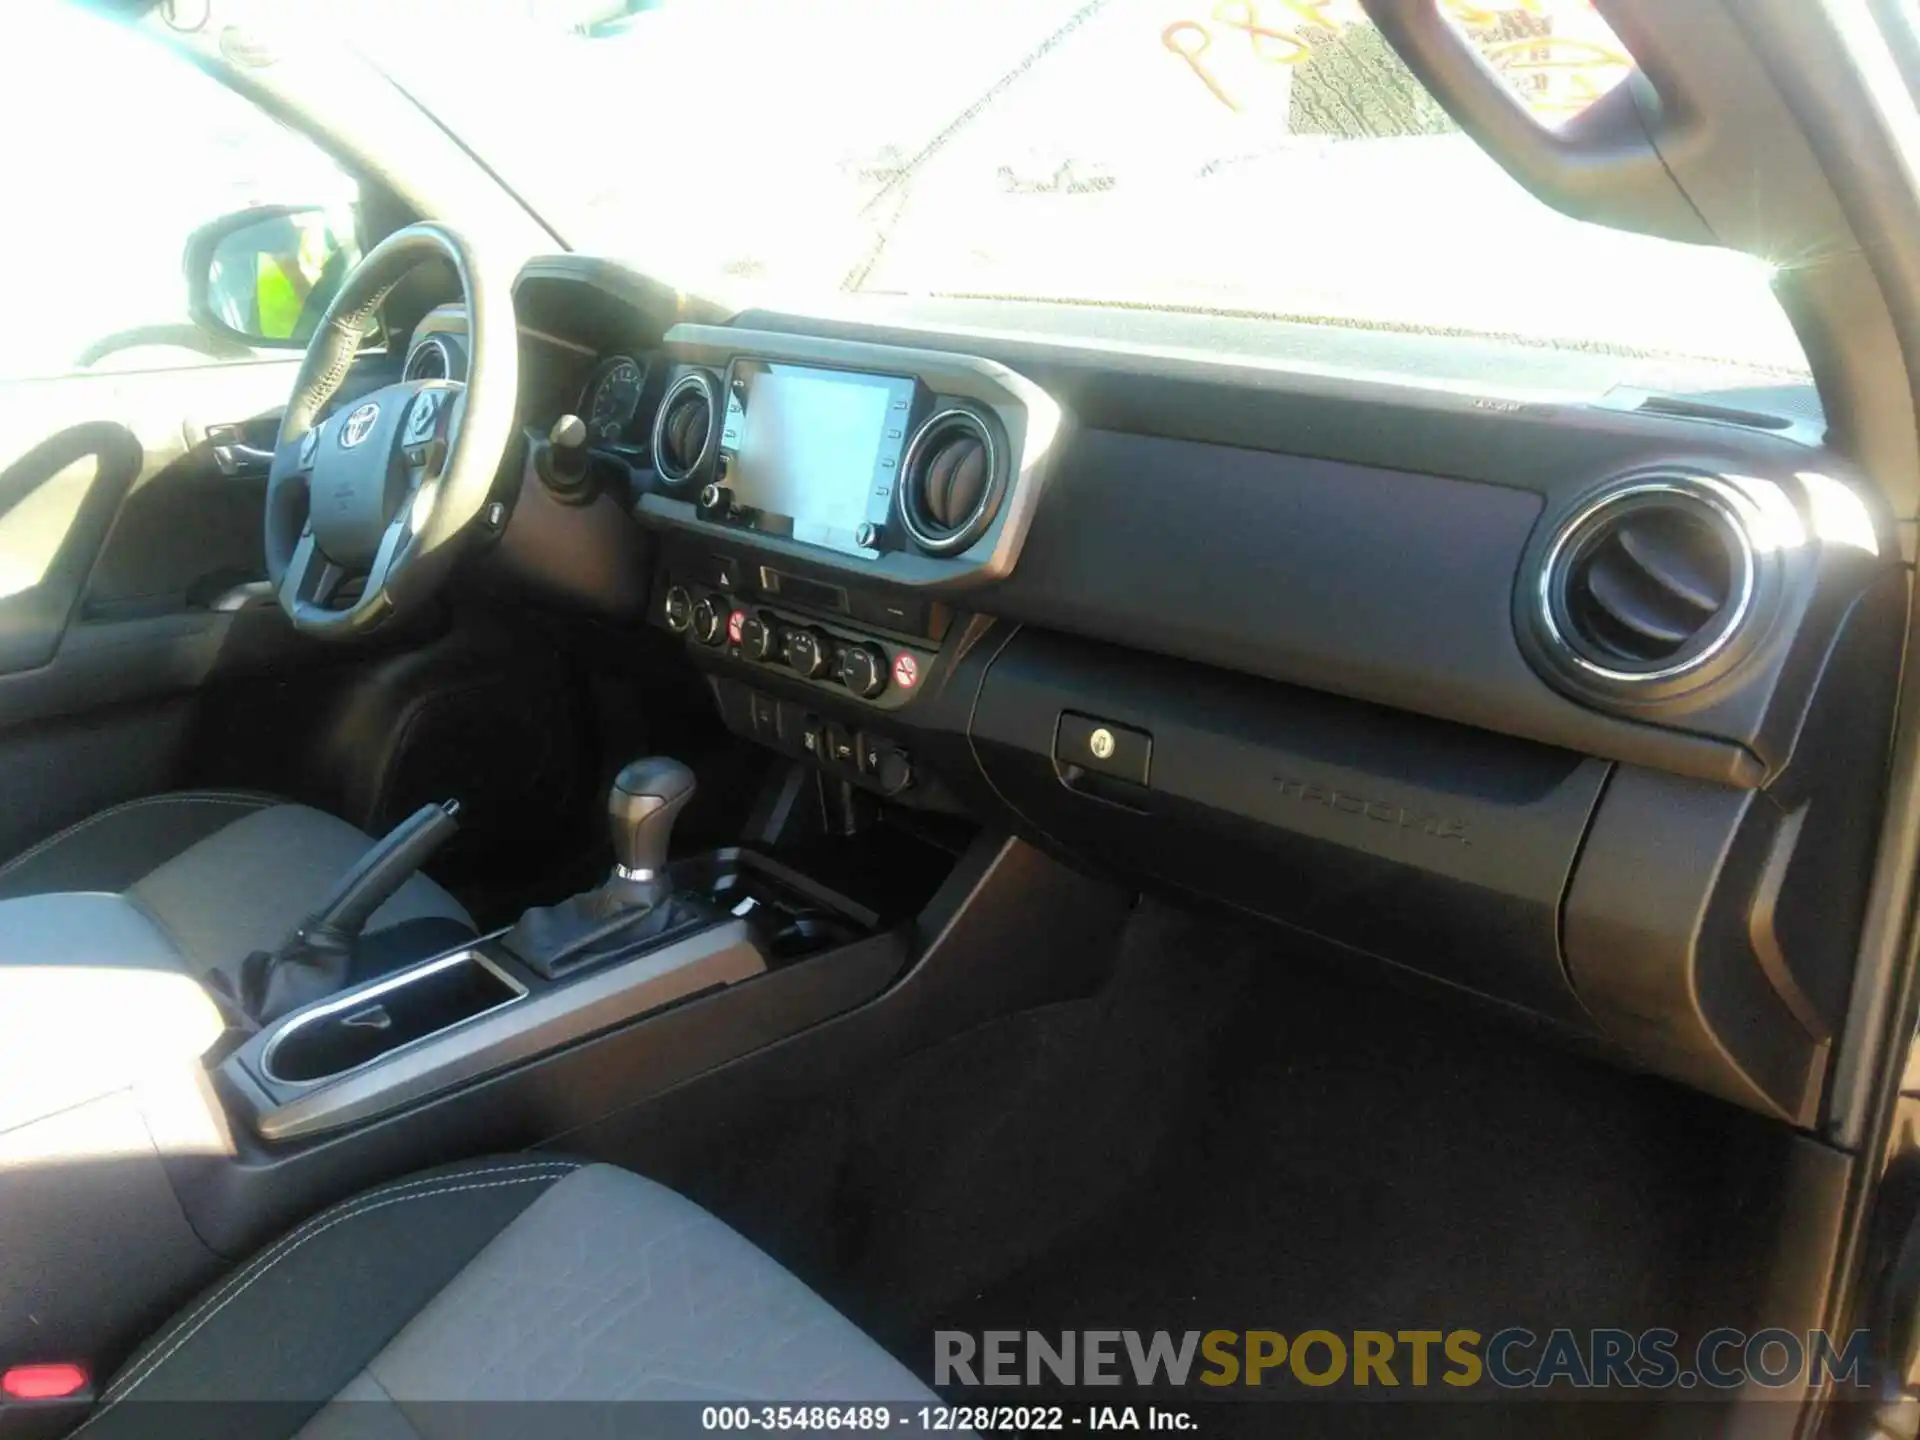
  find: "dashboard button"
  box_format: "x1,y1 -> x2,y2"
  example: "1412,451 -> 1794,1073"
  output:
876,748 -> 914,796
839,643 -> 888,699
786,629 -> 830,679
799,715 -> 824,759
691,595 -> 728,646
662,585 -> 693,634
749,691 -> 779,741
740,613 -> 780,662
826,723 -> 857,768
848,591 -> 929,635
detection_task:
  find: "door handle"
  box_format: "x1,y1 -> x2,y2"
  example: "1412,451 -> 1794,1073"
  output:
206,423 -> 274,475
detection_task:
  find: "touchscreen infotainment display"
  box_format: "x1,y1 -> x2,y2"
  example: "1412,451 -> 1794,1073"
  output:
719,361 -> 918,558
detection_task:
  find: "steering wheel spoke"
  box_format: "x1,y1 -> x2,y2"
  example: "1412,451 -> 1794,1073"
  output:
362,512 -> 413,603
279,531 -> 349,613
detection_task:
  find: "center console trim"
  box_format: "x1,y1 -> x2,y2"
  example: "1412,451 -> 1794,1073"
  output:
259,946 -> 527,1087
232,918 -> 769,1143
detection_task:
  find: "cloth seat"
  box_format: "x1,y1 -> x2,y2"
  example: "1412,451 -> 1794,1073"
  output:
70,1156 -> 941,1439
0,791 -> 473,977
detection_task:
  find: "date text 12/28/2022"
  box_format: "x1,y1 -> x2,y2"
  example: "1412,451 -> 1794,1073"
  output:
699,1404 -> 1195,1432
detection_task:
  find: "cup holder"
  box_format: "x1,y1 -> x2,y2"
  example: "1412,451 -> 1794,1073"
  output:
262,950 -> 525,1085
686,850 -> 877,964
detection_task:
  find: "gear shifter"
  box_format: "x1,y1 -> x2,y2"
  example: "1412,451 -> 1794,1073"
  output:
608,757 -> 697,889
503,757 -> 705,978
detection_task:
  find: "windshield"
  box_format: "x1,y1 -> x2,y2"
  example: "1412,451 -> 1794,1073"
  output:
356,0 -> 1809,391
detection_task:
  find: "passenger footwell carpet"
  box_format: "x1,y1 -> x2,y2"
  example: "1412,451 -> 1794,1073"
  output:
691,900 -> 1802,1439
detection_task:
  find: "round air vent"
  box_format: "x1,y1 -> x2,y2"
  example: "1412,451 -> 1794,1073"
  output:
652,372 -> 717,487
403,334 -> 462,382
899,409 -> 1001,556
1539,477 -> 1757,683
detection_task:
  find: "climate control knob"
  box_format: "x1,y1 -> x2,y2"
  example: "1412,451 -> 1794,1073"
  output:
838,643 -> 889,699
662,585 -> 693,634
785,628 -> 831,679
691,595 -> 728,646
739,613 -> 780,662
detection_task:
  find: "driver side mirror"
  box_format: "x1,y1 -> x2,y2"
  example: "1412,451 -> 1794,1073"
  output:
184,204 -> 365,350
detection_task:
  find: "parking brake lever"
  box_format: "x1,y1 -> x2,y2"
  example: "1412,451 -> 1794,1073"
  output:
298,799 -> 462,953
207,800 -> 462,1030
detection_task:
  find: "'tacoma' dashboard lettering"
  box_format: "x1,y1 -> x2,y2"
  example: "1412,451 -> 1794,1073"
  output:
1273,776 -> 1472,846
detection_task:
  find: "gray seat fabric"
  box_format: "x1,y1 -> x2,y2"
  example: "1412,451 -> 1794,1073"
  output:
74,1157 -> 941,1440
0,791 -> 473,976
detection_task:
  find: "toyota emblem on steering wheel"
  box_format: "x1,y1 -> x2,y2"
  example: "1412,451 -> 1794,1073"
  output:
339,402 -> 380,448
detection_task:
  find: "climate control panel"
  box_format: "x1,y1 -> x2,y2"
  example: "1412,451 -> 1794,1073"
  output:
659,581 -> 938,715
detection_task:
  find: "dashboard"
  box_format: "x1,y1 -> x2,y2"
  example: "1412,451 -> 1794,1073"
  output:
425,256 -> 1903,1132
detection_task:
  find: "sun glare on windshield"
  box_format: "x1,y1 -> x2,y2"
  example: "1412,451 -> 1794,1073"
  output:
361,0 -> 1805,384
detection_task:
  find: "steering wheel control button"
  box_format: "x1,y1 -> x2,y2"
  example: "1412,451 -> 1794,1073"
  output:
1056,711 -> 1151,787
663,586 -> 694,633
839,643 -> 889,699
691,595 -> 728,646
786,629 -> 830,679
407,390 -> 447,444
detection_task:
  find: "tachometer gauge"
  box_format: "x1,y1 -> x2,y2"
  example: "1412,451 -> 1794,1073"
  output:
584,357 -> 645,441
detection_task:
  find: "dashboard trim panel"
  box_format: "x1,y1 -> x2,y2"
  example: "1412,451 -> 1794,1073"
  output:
645,323 -> 1063,591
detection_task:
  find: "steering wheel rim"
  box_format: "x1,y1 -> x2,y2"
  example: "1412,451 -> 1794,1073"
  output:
264,222 -> 518,638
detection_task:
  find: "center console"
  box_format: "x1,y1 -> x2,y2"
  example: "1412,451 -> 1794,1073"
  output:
220,849 -> 865,1142
635,325 -> 1065,809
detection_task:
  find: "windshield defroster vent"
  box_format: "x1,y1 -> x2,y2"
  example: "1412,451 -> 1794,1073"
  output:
1537,477 -> 1757,684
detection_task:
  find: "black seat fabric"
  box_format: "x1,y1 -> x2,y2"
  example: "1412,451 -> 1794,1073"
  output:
0,791 -> 473,976
70,1157 -> 939,1440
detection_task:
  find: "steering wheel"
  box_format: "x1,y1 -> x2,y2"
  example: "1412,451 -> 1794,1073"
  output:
264,223 -> 518,638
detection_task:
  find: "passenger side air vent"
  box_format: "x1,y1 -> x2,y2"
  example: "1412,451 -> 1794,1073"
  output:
1539,477 -> 1757,683
652,371 -> 717,487
899,409 -> 1002,556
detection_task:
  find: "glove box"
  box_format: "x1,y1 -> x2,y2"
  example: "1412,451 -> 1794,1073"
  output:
968,628 -> 1610,1027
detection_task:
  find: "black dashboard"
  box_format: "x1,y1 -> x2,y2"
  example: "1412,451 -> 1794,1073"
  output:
425,255 -> 1903,1132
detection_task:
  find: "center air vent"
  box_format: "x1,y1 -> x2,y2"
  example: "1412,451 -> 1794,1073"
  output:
652,372 -> 717,486
1539,477 -> 1757,683
899,409 -> 1001,556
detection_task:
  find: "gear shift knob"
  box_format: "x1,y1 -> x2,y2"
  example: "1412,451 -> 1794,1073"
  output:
609,757 -> 696,880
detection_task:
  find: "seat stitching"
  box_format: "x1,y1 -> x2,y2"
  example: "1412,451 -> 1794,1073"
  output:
0,792 -> 277,885
96,1162 -> 580,1406
99,1162 -> 580,1400
74,1169 -> 581,1434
